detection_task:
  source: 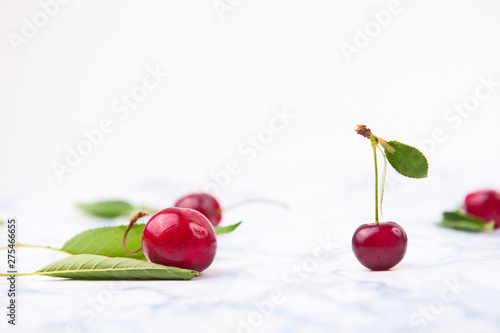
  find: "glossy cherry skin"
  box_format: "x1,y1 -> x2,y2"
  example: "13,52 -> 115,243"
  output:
352,222 -> 408,271
174,193 -> 222,226
464,189 -> 500,228
142,207 -> 217,272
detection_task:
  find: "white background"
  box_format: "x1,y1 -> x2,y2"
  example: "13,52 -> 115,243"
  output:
2,1 -> 500,333
1,0 -> 500,200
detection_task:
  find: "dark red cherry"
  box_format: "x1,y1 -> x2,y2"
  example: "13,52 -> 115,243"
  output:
174,193 -> 222,226
464,189 -> 500,228
352,222 -> 408,271
142,207 -> 217,272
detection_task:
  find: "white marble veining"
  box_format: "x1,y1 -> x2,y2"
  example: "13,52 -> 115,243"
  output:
1,175 -> 500,333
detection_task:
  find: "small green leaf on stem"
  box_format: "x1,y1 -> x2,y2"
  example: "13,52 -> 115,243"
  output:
77,200 -> 135,218
438,211 -> 495,232
214,221 -> 242,235
12,254 -> 198,280
384,141 -> 428,179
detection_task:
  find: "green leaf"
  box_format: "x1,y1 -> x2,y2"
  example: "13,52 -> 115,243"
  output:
384,141 -> 428,179
31,254 -> 198,280
62,224 -> 147,260
0,220 -> 4,226
77,200 -> 135,218
214,221 -> 242,235
438,211 -> 495,232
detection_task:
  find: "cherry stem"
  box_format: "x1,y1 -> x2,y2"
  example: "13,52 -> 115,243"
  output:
223,198 -> 289,212
376,144 -> 388,218
370,135 -> 380,225
122,211 -> 148,255
134,205 -> 159,214
0,243 -> 71,254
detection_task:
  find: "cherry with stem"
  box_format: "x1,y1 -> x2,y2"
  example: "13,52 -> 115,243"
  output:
352,125 -> 427,271
123,207 -> 217,272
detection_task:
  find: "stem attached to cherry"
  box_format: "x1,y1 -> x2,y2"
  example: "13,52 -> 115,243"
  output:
134,205 -> 160,215
376,145 -> 388,218
223,198 -> 290,211
356,125 -> 390,226
370,135 -> 380,225
122,211 -> 148,254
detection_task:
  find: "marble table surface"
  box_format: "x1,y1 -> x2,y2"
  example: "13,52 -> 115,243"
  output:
1,173 -> 500,333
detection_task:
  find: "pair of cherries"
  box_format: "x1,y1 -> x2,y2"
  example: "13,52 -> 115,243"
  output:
125,193 -> 222,273
125,194 -> 283,273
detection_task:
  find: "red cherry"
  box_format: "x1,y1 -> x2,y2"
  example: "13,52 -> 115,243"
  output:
352,222 -> 408,271
142,207 -> 217,272
464,189 -> 500,228
174,193 -> 222,226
